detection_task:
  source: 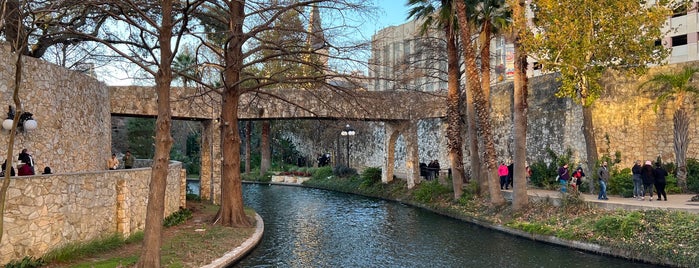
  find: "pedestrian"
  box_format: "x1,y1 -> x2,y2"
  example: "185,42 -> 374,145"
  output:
498,162 -> 509,190
653,163 -> 668,201
597,161 -> 610,200
640,160 -> 655,201
107,153 -> 119,170
123,150 -> 135,169
507,161 -> 514,189
558,163 -> 570,193
571,166 -> 584,192
631,160 -> 643,200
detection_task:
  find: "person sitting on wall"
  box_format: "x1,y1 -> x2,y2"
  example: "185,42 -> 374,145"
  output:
123,150 -> 134,169
42,166 -> 52,175
107,153 -> 119,170
17,161 -> 34,176
1,159 -> 15,176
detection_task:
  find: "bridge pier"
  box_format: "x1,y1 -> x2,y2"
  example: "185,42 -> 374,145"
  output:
382,120 -> 421,188
200,119 -> 222,204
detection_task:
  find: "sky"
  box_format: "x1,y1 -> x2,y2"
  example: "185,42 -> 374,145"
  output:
101,1 -> 414,86
370,1 -> 413,35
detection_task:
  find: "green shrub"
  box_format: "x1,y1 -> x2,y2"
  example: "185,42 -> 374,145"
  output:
529,148 -> 574,189
4,256 -> 45,268
594,212 -> 643,239
608,168 -> 633,197
665,175 -> 682,194
333,165 -> 357,178
360,167 -> 382,188
186,193 -> 201,201
163,207 -> 193,227
414,180 -> 450,203
311,166 -> 334,180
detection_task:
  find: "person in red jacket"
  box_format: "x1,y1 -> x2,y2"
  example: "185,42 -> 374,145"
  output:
498,162 -> 509,190
17,161 -> 34,176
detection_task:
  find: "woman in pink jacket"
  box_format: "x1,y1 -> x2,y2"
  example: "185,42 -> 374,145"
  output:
498,162 -> 509,190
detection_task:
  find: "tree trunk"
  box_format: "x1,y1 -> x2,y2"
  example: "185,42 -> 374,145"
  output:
455,1 -> 505,206
511,0 -> 529,211
245,121 -> 251,174
1,37 -> 25,245
260,120 -> 271,175
581,100 -> 598,178
137,2 -> 174,266
445,23 -> 464,199
216,0 -> 252,228
674,108 -> 689,192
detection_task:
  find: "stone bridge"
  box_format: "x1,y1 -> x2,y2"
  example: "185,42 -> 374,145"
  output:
110,86 -> 448,202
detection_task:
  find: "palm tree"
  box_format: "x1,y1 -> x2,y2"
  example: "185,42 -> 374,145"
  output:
454,0 -> 506,206
172,49 -> 198,88
509,0 -> 528,210
469,0 -> 510,194
641,66 -> 699,193
407,0 -> 466,199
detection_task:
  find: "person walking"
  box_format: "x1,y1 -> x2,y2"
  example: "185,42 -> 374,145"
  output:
597,161 -> 610,200
653,163 -> 669,201
632,160 -> 643,200
640,160 -> 655,201
498,162 -> 509,190
558,163 -> 570,193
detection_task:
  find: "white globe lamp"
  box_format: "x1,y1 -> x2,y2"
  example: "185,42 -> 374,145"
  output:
2,119 -> 13,130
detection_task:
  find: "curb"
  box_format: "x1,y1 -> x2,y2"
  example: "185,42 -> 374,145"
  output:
201,213 -> 264,268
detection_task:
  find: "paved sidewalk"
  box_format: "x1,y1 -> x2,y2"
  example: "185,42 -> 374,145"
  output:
502,189 -> 699,214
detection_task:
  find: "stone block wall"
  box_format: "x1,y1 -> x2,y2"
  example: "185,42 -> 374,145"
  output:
0,162 -> 184,264
0,43 -> 111,174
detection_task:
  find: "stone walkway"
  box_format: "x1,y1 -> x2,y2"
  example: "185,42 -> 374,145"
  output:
502,188 -> 699,214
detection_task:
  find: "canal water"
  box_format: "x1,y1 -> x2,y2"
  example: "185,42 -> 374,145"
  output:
234,183 -> 659,267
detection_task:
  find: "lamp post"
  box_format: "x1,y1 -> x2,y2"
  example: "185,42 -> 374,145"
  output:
2,105 -> 38,133
340,124 -> 355,167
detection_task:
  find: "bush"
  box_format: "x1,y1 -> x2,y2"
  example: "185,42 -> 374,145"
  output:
311,166 -> 334,180
608,168 -> 633,197
414,180 -> 450,203
333,165 -> 357,178
360,167 -> 382,188
529,148 -> 574,189
163,207 -> 193,227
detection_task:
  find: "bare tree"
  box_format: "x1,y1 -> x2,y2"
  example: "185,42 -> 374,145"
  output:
56,0 -> 202,266
187,0 -> 375,226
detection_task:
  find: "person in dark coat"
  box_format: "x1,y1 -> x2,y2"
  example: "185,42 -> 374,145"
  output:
632,160 -> 643,200
640,160 -> 655,201
653,163 -> 669,201
1,159 -> 15,176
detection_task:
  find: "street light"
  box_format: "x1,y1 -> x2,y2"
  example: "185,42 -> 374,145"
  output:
340,124 -> 355,167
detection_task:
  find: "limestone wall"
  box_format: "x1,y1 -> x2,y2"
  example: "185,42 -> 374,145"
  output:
0,162 -> 184,264
0,43 -> 111,173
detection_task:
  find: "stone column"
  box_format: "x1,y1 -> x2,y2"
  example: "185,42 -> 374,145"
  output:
404,120 -> 420,188
382,122 -> 403,183
200,119 -> 213,202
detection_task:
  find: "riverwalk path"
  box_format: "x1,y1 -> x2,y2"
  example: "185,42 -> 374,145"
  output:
207,184 -> 699,267
502,188 -> 699,214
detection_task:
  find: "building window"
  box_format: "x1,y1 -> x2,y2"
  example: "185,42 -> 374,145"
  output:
672,5 -> 687,18
672,35 -> 688,46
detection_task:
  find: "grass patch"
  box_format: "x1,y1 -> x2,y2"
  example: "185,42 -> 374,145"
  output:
42,232 -> 142,264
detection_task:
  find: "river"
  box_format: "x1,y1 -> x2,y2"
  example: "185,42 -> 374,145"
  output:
233,183 -> 659,267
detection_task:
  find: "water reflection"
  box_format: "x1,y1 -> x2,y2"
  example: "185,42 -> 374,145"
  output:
234,184 -> 658,268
